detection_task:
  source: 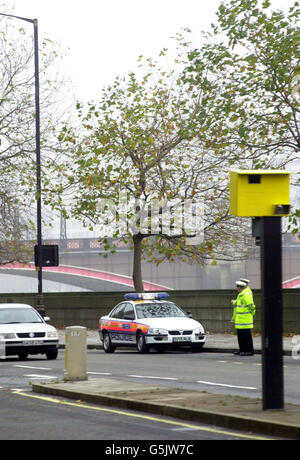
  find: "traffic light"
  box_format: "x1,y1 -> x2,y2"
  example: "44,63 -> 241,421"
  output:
34,244 -> 59,267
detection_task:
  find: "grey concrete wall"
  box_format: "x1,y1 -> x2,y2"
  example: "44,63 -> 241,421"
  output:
1,289 -> 299,334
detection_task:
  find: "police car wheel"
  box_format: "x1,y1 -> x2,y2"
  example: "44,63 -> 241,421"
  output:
103,332 -> 115,353
136,331 -> 149,354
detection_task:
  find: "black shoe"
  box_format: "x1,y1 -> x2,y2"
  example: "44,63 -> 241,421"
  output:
233,351 -> 240,355
240,352 -> 254,356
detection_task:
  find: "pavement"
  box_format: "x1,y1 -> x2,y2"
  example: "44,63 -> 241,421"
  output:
31,330 -> 300,440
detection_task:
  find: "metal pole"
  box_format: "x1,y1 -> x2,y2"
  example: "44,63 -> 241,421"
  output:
260,216 -> 284,410
0,13 -> 43,312
33,19 -> 43,311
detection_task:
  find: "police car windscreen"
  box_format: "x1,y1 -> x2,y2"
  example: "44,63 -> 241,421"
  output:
135,303 -> 186,319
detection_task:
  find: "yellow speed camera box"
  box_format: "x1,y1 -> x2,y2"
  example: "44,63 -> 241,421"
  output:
229,170 -> 290,217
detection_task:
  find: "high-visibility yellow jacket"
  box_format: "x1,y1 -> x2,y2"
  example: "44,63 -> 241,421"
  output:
232,288 -> 255,329
244,285 -> 253,297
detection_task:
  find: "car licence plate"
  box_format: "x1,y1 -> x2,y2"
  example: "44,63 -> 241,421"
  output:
173,337 -> 191,342
22,340 -> 44,346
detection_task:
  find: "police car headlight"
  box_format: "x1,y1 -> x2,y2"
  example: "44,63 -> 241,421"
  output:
194,327 -> 204,335
148,328 -> 168,335
47,331 -> 58,338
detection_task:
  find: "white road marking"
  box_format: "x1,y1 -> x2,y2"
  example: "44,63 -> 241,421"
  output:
197,380 -> 256,390
15,365 -> 52,370
128,374 -> 178,381
87,372 -> 112,376
23,374 -> 57,379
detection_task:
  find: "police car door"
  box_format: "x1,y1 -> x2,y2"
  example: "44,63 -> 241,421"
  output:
123,303 -> 136,345
109,302 -> 135,345
109,303 -> 126,345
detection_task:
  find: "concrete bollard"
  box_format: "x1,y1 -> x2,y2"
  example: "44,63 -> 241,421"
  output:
64,326 -> 88,381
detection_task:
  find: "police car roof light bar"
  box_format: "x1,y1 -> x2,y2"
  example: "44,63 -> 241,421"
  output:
124,292 -> 169,301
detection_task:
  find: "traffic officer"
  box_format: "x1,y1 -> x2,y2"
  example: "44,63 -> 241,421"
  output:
239,278 -> 255,316
231,280 -> 255,356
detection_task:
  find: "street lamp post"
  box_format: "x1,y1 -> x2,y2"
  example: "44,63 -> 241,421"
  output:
0,13 -> 43,312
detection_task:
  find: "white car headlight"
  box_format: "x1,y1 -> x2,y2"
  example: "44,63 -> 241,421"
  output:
1,333 -> 17,339
46,331 -> 58,338
194,327 -> 204,334
148,328 -> 168,335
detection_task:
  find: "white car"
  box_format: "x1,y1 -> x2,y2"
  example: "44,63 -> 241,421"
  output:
99,292 -> 206,353
0,303 -> 59,360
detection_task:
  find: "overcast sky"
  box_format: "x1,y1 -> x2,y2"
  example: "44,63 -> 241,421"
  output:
4,0 -> 293,102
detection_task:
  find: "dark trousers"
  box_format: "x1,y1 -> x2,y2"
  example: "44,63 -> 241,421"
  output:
237,328 -> 253,353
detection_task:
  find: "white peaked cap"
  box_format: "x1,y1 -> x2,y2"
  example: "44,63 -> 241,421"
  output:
240,278 -> 250,284
236,280 -> 247,287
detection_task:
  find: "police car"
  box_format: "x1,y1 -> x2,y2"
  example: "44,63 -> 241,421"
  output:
0,303 -> 59,360
99,293 -> 206,353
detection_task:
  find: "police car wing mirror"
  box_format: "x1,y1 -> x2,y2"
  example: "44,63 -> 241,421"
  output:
186,312 -> 193,318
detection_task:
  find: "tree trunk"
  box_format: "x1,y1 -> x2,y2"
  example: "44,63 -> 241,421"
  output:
132,233 -> 144,292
